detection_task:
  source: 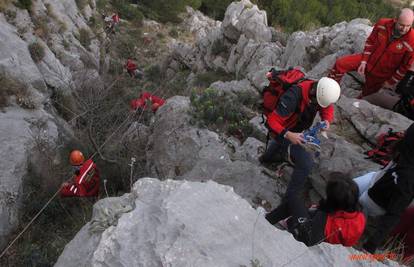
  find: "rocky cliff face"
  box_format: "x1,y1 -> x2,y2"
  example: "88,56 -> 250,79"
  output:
55,0 -> 412,265
55,178 -> 399,267
0,0 -> 102,249
1,0 -> 413,265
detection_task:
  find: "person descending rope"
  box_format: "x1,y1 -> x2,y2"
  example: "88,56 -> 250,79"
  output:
266,174 -> 366,247
60,150 -> 100,197
125,58 -> 144,79
103,12 -> 120,34
130,91 -> 165,113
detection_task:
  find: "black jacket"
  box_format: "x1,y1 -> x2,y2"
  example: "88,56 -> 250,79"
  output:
364,123 -> 414,253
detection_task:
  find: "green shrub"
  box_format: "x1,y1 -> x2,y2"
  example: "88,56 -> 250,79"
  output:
194,70 -> 234,88
78,28 -> 91,48
139,0 -> 199,23
144,64 -> 162,83
5,9 -> 16,20
199,0 -> 233,20
75,0 -> 88,10
51,89 -> 77,121
190,88 -> 253,139
16,0 -> 32,10
169,28 -> 179,38
256,0 -> 395,32
28,42 -> 45,63
111,0 -> 144,22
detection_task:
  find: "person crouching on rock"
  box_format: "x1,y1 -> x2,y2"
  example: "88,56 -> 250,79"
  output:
353,123 -> 414,254
60,150 -> 100,197
130,91 -> 165,114
266,173 -> 366,247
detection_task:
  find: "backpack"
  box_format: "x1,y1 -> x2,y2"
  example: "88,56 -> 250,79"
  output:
365,128 -> 405,166
324,211 -> 366,247
261,67 -> 306,117
394,71 -> 414,120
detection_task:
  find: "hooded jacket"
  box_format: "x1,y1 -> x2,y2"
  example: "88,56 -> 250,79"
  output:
364,123 -> 414,253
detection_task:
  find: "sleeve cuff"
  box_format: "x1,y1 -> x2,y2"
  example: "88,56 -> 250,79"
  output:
280,128 -> 288,138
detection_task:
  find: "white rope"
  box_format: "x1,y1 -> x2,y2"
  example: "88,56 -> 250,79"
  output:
0,185 -> 63,259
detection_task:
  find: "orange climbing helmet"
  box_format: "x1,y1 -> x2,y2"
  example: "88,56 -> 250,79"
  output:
69,150 -> 85,166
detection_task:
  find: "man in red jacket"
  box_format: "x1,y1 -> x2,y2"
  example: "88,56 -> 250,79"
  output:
260,77 -> 340,231
60,150 -> 100,197
329,8 -> 414,97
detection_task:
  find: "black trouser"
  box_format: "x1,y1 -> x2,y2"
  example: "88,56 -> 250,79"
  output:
263,137 -> 324,245
264,138 -> 313,223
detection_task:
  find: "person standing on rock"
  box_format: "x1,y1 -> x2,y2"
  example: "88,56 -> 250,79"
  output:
266,174 -> 366,247
352,123 -> 414,254
329,8 -> 414,100
60,150 -> 100,197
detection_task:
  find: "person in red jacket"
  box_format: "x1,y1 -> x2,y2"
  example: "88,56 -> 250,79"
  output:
260,76 -> 341,241
130,91 -> 165,113
60,150 -> 100,197
111,13 -> 120,25
266,174 -> 366,247
329,8 -> 414,98
125,58 -> 143,79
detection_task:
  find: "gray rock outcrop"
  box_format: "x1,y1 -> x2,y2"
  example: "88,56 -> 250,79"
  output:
0,107 -> 60,249
55,178 -> 398,267
0,0 -> 100,250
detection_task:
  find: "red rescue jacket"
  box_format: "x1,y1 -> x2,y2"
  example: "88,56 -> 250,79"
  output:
266,80 -> 334,135
112,13 -> 120,23
125,59 -> 137,72
61,159 -> 100,197
362,18 -> 414,86
130,92 -> 166,112
324,211 -> 366,246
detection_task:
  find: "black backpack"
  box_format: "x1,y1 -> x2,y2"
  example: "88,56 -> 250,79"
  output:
394,71 -> 414,120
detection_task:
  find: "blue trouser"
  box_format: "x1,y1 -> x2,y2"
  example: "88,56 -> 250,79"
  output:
264,137 -> 314,224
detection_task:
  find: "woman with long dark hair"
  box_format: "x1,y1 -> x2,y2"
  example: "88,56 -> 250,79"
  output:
266,174 -> 366,247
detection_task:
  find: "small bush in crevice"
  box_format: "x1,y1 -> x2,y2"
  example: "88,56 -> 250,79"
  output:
51,89 -> 77,121
32,15 -> 50,40
0,73 -> 35,109
144,64 -> 162,83
28,42 -> 45,63
16,0 -> 32,10
190,88 -> 253,140
169,28 -> 179,38
78,28 -> 91,48
75,0 -> 88,10
194,70 -> 235,88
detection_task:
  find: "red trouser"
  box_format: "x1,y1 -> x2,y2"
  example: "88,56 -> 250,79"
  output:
329,54 -> 388,97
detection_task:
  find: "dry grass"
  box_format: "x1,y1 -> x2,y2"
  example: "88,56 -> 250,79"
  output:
0,73 -> 36,109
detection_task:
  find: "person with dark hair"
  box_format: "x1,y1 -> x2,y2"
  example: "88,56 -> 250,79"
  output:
353,123 -> 414,253
265,174 -> 366,247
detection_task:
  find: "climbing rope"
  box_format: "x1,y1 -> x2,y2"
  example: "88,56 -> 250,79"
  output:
0,184 -> 63,259
0,61 -> 171,259
0,76 -> 154,260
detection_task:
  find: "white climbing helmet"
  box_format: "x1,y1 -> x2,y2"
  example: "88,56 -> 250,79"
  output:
316,77 -> 341,108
